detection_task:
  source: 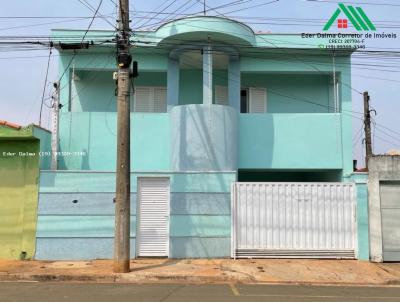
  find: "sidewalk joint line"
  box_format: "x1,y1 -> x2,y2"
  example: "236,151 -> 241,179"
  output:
229,283 -> 240,296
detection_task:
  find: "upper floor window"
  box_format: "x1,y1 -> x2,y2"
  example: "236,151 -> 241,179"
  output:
215,85 -> 228,105
134,86 -> 167,113
241,87 -> 267,113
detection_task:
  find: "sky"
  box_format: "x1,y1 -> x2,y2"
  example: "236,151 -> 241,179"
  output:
1,0 -> 400,166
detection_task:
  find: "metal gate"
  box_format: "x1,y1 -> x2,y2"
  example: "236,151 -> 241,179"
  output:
137,177 -> 170,257
231,182 -> 356,259
380,181 -> 400,261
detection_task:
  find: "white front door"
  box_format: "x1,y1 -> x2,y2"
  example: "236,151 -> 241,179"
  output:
137,177 -> 170,257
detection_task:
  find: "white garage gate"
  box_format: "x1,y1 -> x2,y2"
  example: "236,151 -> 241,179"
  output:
231,182 -> 356,259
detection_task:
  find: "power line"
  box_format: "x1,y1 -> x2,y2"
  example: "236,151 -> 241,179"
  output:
39,46 -> 53,126
195,0 -> 225,17
129,34 -> 400,85
375,122 -> 400,138
82,0 -> 104,42
138,0 -> 199,30
0,16 -> 113,19
147,44 -> 364,116
67,52 -> 115,107
221,0 -> 280,15
137,0 -> 181,28
374,134 -> 400,148
305,0 -> 400,7
77,0 -> 116,28
353,123 -> 364,147
374,126 -> 400,145
160,44 -> 400,143
0,17 -> 100,32
59,0 -> 107,83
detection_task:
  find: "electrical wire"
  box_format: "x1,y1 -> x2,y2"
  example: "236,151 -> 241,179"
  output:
137,0 -> 181,29
353,123 -> 364,147
3,11 -> 399,140
82,0 -> 104,42
78,0 -> 116,28
143,0 -> 202,30
305,0 -> 400,7
139,0 -> 199,30
149,43 -> 400,145
221,0 -> 280,15
39,46 -> 53,126
59,0 -> 107,83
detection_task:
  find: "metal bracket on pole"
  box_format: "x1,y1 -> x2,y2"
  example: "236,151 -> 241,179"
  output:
51,82 -> 60,170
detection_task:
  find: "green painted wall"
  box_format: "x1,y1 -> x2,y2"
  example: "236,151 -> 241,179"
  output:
0,125 -> 47,259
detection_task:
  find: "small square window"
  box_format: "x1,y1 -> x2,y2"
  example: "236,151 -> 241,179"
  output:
338,19 -> 348,29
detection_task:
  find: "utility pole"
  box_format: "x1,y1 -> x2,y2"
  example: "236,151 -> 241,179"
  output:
114,0 -> 132,273
363,91 -> 373,169
51,82 -> 60,170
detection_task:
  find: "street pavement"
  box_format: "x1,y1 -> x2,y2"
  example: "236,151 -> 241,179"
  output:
1,282 -> 400,302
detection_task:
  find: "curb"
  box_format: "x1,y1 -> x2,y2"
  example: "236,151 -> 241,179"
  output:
1,273 -> 399,286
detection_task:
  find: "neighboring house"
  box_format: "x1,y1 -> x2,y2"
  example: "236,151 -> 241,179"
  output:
0,122 -> 50,259
368,155 -> 400,262
36,16 -> 369,260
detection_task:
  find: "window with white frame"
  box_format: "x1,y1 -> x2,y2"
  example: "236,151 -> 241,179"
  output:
134,87 -> 167,112
240,87 -> 267,113
215,85 -> 228,105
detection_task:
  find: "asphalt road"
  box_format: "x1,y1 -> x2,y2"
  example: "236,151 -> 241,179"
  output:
1,283 -> 400,302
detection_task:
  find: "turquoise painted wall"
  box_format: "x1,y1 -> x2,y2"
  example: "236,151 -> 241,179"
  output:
179,69 -> 228,105
348,172 -> 369,260
241,74 -> 332,113
170,105 -> 237,171
58,112 -> 170,171
58,52 -> 168,113
239,55 -> 353,176
57,111 -> 345,172
68,69 -> 333,114
179,69 -> 203,105
239,113 -> 343,170
39,171 -> 236,193
32,127 -> 51,170
36,171 -> 235,259
48,18 -> 357,260
56,49 -> 352,175
71,71 -> 167,112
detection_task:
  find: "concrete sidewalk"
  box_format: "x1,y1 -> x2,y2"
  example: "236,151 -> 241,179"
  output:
0,259 -> 399,285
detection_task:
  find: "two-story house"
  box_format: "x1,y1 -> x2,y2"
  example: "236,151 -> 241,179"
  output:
36,16 -> 369,260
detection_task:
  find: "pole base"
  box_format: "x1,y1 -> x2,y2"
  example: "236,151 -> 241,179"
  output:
113,260 -> 130,273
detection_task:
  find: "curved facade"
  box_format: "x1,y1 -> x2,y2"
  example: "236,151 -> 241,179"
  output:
155,16 -> 256,46
170,104 -> 238,172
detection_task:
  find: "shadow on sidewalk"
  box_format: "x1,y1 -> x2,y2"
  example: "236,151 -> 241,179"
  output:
129,259 -> 182,272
